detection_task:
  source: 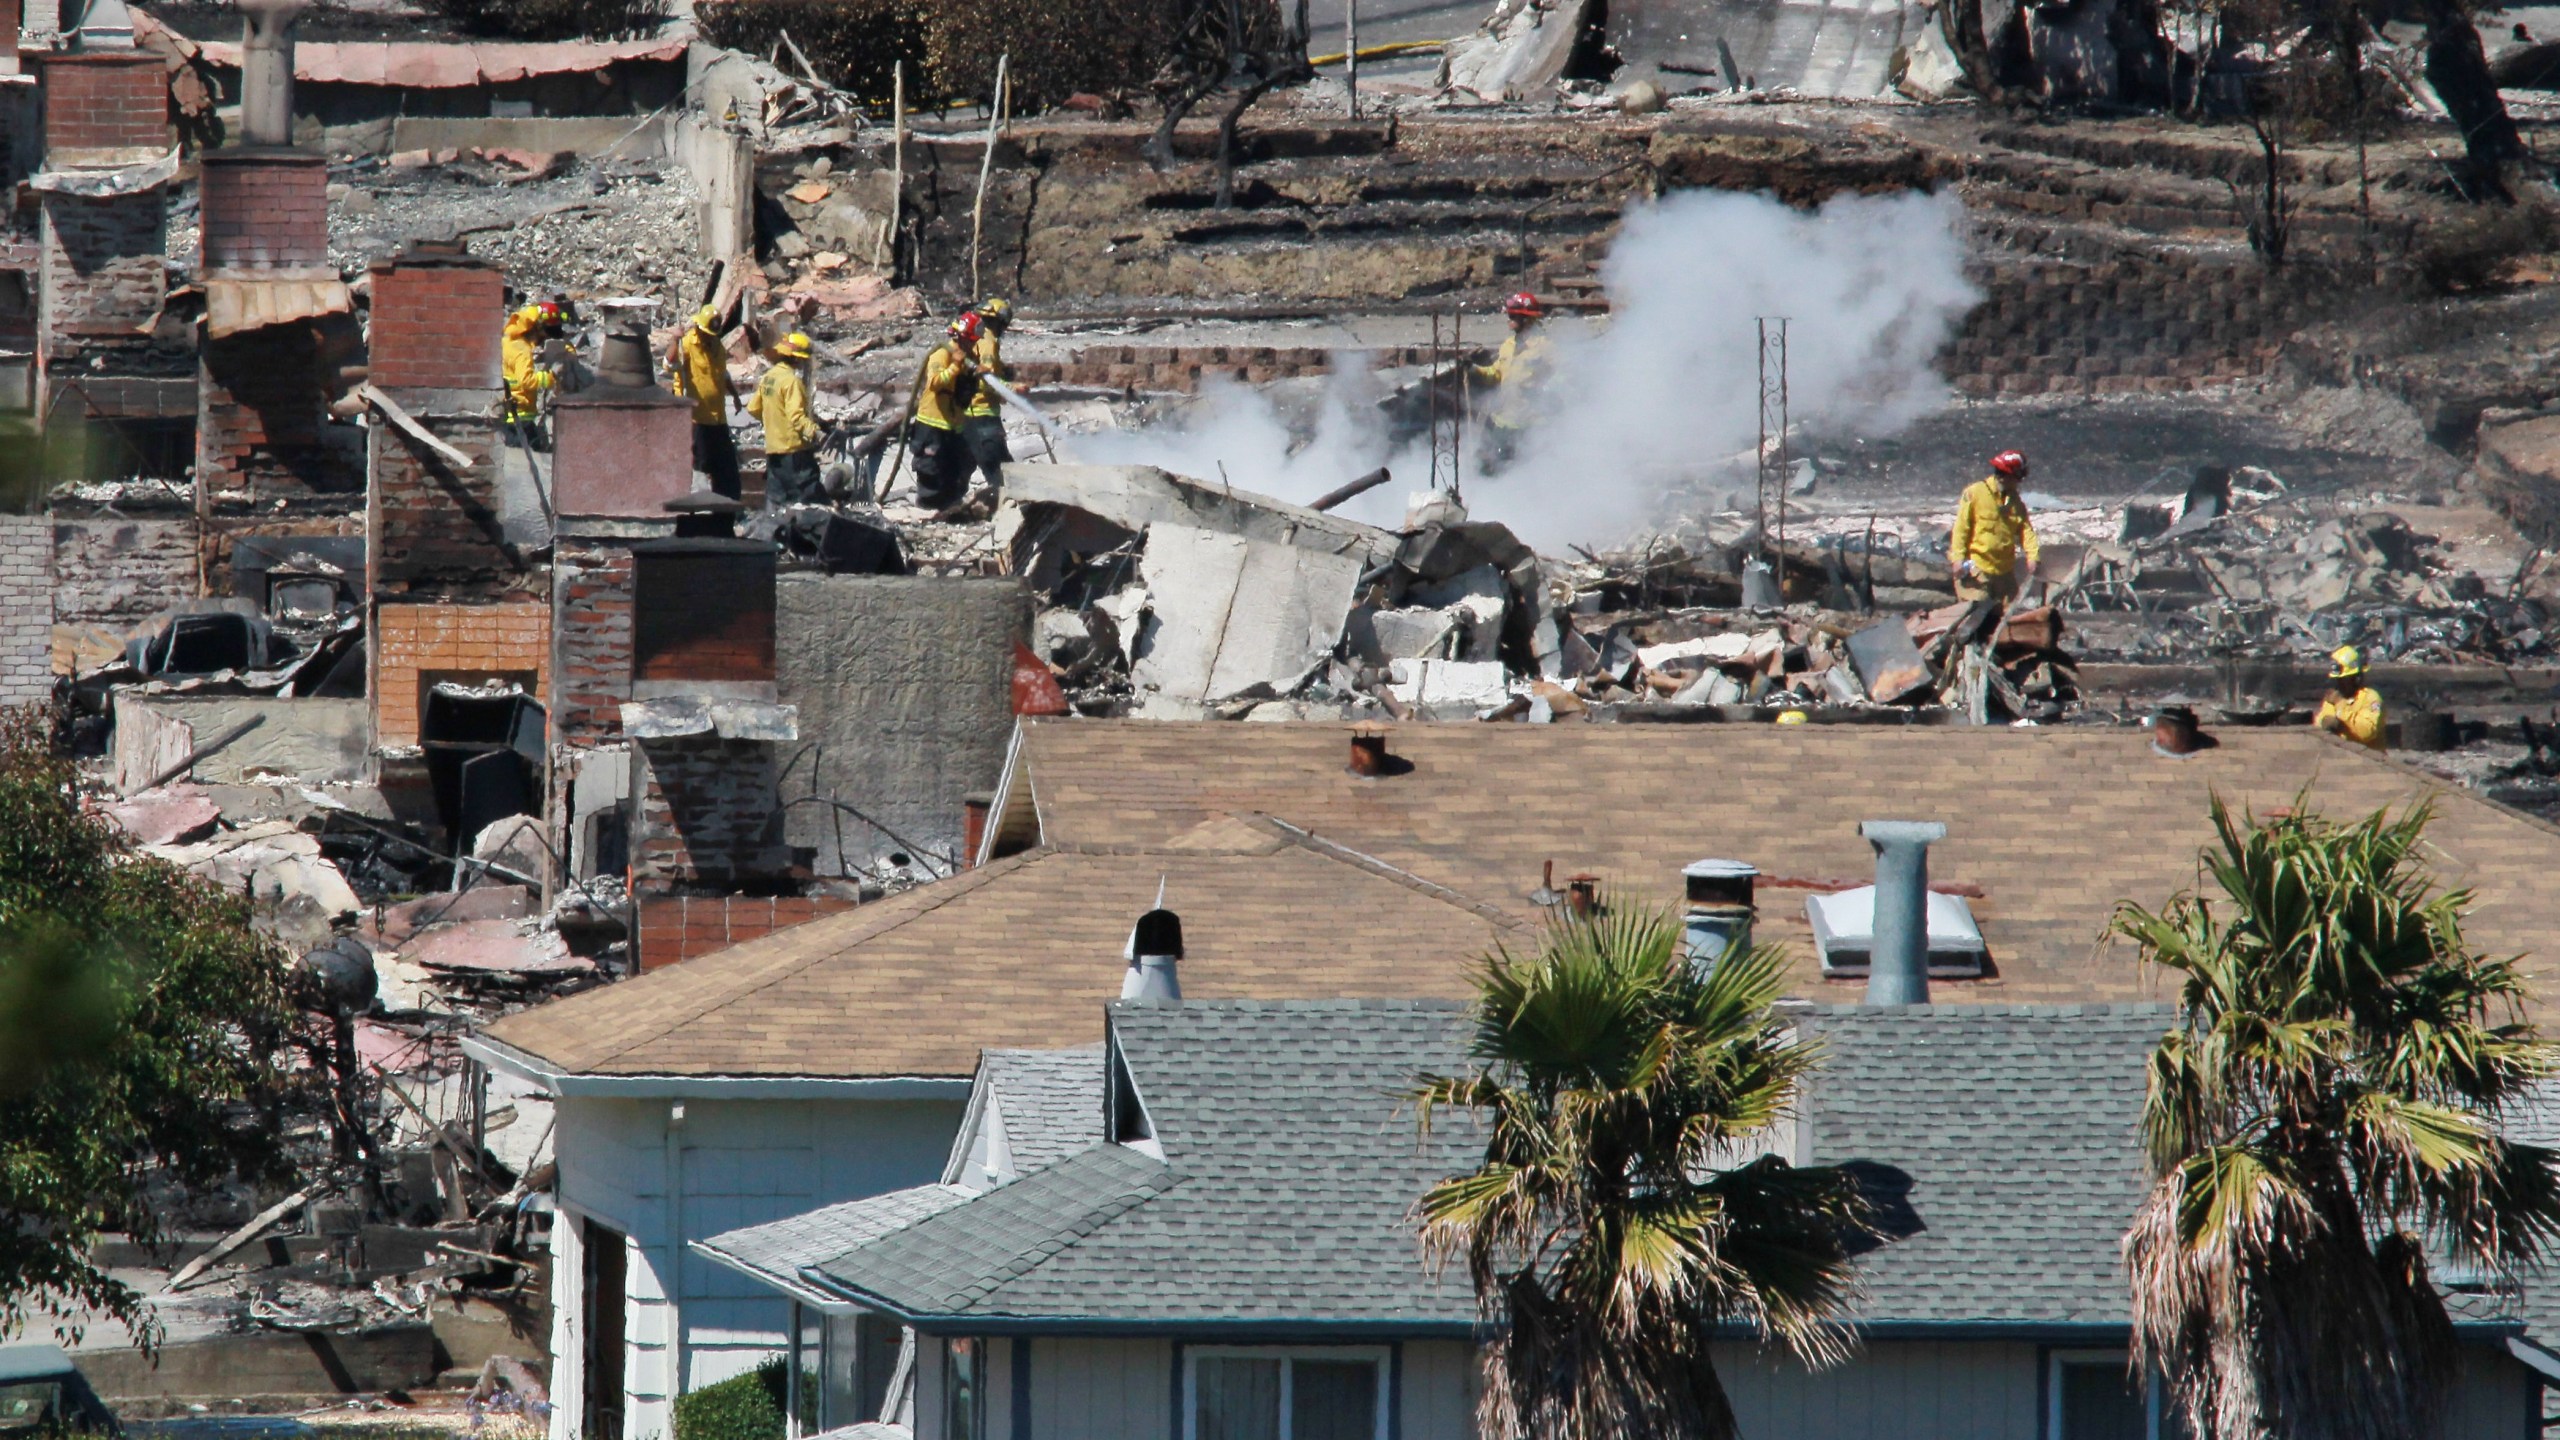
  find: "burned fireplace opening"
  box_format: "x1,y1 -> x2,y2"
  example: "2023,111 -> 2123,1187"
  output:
630,540 -> 776,688
421,682 -> 545,860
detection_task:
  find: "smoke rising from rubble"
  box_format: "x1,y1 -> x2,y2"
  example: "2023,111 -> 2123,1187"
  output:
1072,188 -> 1979,548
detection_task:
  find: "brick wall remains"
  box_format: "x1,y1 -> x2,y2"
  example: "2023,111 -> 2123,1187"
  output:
37,189 -> 165,368
367,415 -> 530,599
632,736 -> 789,890
373,600 -> 550,748
551,542 -> 635,747
366,249 -> 502,391
199,318 -> 367,522
633,892 -> 857,971
39,51 -> 170,156
198,150 -> 328,271
631,546 -> 775,684
50,514 -> 195,630
0,516 -> 54,705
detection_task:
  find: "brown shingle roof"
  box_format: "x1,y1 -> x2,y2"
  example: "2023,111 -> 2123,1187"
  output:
479,825 -> 1516,1078
484,720 -> 2560,1081
1006,721 -> 2560,1007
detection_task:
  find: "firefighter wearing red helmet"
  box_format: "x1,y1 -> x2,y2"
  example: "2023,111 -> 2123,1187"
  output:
906,312 -> 985,515
1472,292 -> 1551,466
1949,449 -> 2040,606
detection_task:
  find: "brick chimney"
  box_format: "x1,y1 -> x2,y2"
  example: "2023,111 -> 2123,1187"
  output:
367,242 -> 502,390
39,49 -> 167,162
550,324 -> 695,518
195,1 -> 327,273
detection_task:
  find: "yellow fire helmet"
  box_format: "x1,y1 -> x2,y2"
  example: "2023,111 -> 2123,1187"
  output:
2329,644 -> 2365,679
775,332 -> 812,360
1775,710 -> 1809,726
978,296 -> 1013,327
693,305 -> 719,333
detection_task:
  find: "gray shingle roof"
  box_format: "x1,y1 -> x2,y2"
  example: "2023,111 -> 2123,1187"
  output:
1795,1002 -> 2173,1329
695,1184 -> 978,1296
813,1000 -> 1484,1331
980,1044 -> 1105,1175
758,999 -> 2314,1337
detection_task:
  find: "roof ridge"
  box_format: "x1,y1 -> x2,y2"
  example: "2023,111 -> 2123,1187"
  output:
566,851 -> 1052,1068
1255,815 -> 1529,930
953,1149 -> 1181,1309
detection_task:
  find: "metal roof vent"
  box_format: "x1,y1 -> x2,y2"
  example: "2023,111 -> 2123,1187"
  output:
1857,821 -> 1945,1006
1682,859 -> 1757,971
1120,885 -> 1183,1002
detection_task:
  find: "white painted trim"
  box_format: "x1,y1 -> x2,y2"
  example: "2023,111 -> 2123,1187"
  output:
462,1034 -> 974,1100
977,722 -> 1039,867
1181,1345 -> 1392,1440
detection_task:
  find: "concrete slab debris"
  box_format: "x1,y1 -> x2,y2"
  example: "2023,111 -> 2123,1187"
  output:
1347,605 -> 1462,663
1387,657 -> 1513,707
103,787 -> 222,846
1132,524 -> 1366,703
404,919 -> 592,976
619,698 -> 802,741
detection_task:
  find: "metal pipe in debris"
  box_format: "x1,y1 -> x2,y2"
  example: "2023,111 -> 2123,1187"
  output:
1309,466 -> 1391,512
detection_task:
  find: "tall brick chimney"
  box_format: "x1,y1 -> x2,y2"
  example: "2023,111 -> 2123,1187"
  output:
31,44 -> 175,430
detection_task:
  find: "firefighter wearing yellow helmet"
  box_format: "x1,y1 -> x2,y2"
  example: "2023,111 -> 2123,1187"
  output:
667,304 -> 742,499
752,331 -> 821,507
502,299 -> 567,426
2313,645 -> 2384,751
959,297 -> 1016,505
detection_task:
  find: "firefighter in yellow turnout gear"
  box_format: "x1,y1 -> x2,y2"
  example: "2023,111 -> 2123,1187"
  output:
1473,292 -> 1552,469
502,300 -> 566,429
667,305 -> 742,499
1949,449 -> 2040,607
751,332 -> 820,507
2315,645 -> 2385,751
958,297 -> 1016,503
907,314 -> 982,514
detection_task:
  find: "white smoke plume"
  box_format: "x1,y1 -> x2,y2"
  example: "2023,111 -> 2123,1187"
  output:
1066,187 -> 1979,550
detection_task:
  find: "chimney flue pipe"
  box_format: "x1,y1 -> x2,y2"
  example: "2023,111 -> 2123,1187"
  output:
1120,906 -> 1183,1002
1860,820 -> 1945,1007
238,0 -> 308,146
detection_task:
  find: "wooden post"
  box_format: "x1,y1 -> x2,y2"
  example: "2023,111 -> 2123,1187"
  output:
969,52 -> 1009,300
1346,0 -> 1359,117
888,61 -> 905,276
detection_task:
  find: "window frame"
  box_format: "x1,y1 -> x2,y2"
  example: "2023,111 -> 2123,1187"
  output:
942,1335 -> 983,1440
2045,1348 -> 2172,1440
1180,1345 -> 1393,1440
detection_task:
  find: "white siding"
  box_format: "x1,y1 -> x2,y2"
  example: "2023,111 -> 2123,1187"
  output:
1714,1340 -> 2041,1440
1027,1338 -> 1173,1440
1398,1340 -> 1475,1440
545,1093 -> 967,1440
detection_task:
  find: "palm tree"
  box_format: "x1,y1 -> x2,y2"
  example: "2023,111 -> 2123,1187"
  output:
2118,796 -> 2560,1440
1412,903 -> 1867,1440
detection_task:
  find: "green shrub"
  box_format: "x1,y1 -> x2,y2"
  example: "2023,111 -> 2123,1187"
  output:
695,0 -> 1179,110
673,1358 -> 814,1440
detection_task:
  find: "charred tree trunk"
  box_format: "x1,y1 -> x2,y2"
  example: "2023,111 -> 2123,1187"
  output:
2418,0 -> 2525,191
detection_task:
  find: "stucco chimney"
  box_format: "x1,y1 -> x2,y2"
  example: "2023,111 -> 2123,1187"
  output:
237,0 -> 306,146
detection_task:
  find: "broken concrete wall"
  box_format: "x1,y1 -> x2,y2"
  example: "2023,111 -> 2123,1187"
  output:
0,514 -> 54,703
774,574 -> 1029,876
1132,525 -> 1364,703
672,110 -> 754,262
111,693 -> 369,790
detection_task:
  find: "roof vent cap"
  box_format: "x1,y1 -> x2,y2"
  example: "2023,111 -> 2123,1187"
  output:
1120,882 -> 1182,1002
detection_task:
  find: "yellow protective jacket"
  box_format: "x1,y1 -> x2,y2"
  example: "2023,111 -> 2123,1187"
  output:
2315,687 -> 2385,750
669,326 -> 734,426
1473,328 -> 1550,429
751,360 -> 818,455
913,341 -> 972,431
963,332 -> 1009,419
502,307 -> 545,414
1949,477 -> 2040,579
